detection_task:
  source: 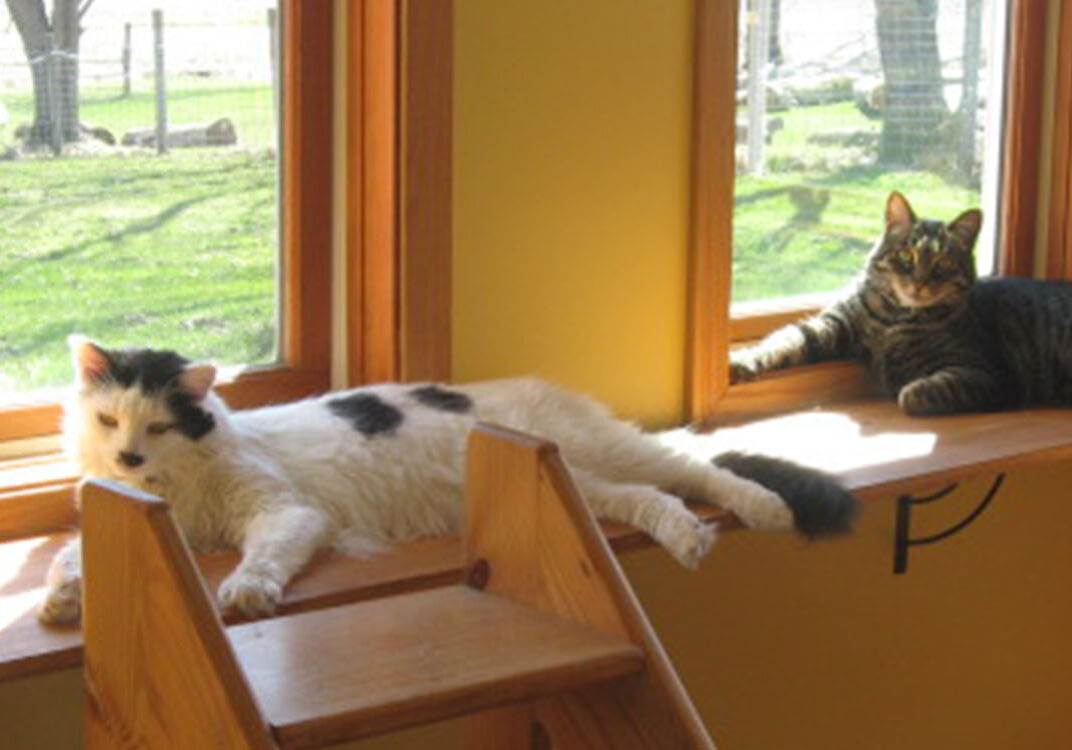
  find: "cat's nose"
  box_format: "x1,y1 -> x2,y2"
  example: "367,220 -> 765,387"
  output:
118,451 -> 145,468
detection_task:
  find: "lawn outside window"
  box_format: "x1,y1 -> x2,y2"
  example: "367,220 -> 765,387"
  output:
688,0 -> 1048,423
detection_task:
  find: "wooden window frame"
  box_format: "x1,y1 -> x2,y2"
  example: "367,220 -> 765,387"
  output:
688,0 -> 1050,423
347,0 -> 453,386
0,0 -> 335,444
1044,0 -> 1072,279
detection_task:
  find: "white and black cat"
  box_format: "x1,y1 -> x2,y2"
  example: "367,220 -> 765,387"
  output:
40,337 -> 856,624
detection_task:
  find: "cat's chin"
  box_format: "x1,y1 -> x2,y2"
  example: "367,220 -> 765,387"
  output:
108,467 -> 158,488
891,286 -> 954,309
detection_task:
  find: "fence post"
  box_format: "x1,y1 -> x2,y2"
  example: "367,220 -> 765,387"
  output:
122,22 -> 132,98
746,0 -> 771,176
152,9 -> 167,154
959,0 -> 983,177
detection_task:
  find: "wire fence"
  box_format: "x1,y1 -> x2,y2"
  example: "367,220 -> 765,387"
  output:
0,8 -> 278,155
736,0 -> 997,181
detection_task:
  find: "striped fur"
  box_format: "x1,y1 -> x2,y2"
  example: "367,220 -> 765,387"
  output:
731,191 -> 1072,415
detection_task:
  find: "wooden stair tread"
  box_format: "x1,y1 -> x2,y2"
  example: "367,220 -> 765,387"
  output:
0,507 -> 730,683
229,585 -> 645,747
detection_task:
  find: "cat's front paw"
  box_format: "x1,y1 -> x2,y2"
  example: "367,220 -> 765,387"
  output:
661,515 -> 718,569
729,354 -> 758,384
38,576 -> 82,625
898,380 -> 945,416
218,569 -> 283,618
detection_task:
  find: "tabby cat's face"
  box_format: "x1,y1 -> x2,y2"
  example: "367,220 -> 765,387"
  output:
868,192 -> 982,309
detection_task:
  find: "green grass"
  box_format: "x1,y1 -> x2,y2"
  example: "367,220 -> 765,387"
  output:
2,79 -> 276,150
0,148 -> 278,391
732,100 -> 982,303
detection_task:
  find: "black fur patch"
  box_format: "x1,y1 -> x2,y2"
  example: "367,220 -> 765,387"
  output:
100,347 -> 191,393
167,391 -> 216,440
712,451 -> 858,538
410,385 -> 473,413
327,393 -> 404,436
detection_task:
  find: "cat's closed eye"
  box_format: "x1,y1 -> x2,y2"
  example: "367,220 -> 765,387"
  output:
147,422 -> 172,436
97,413 -> 118,428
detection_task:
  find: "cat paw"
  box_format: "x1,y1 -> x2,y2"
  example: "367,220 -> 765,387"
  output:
218,570 -> 283,618
660,514 -> 718,568
732,485 -> 795,532
38,577 -> 82,625
898,381 -> 940,416
729,357 -> 758,384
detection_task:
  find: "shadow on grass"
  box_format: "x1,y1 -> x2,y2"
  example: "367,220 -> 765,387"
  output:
736,183 -> 834,229
733,179 -> 871,295
0,292 -> 269,362
4,194 -> 217,276
16,154 -> 271,199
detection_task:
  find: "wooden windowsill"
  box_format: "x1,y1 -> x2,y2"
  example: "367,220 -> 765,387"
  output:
5,397 -> 1072,683
676,397 -> 1072,501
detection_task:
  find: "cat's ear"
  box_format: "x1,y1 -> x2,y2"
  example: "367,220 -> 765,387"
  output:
948,208 -> 983,253
69,335 -> 112,386
885,191 -> 915,234
176,364 -> 216,402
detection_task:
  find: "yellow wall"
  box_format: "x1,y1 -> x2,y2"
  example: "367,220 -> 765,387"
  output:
453,0 -> 693,426
5,2 -> 1072,748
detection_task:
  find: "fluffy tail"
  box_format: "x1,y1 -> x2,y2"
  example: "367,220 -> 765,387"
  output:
712,451 -> 858,538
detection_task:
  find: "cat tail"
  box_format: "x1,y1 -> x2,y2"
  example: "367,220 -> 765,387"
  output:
712,451 -> 858,538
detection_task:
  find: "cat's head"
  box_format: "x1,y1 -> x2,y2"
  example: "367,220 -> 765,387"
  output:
64,336 -> 218,483
867,191 -> 982,309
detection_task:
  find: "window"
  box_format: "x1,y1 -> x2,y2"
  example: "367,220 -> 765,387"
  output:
688,0 -> 1047,421
0,0 -> 451,497
0,0 -> 332,444
732,0 -> 1008,309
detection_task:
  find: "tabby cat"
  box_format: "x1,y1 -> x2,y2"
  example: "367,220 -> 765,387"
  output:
731,191 -> 1072,415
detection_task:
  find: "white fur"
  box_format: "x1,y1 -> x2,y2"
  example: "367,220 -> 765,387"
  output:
41,362 -> 791,623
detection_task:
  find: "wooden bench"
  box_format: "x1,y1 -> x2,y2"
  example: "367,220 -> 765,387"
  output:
3,398 -> 1072,684
82,425 -> 714,748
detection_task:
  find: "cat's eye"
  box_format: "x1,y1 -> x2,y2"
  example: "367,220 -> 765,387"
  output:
147,422 -> 172,436
97,413 -> 118,429
896,248 -> 914,265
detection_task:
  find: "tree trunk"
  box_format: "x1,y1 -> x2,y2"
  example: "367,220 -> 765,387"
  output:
53,0 -> 81,143
5,0 -> 82,149
874,0 -> 947,166
768,0 -> 783,66
6,0 -> 52,145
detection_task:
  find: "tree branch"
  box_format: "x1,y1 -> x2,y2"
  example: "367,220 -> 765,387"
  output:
77,0 -> 95,20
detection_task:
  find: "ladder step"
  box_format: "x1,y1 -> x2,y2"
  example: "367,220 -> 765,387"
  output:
229,585 -> 645,748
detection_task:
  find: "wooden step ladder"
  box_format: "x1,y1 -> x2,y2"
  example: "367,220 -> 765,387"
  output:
81,424 -> 715,748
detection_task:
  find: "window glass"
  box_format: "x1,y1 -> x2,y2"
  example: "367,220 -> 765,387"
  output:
0,1 -> 280,393
732,0 -> 1007,306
